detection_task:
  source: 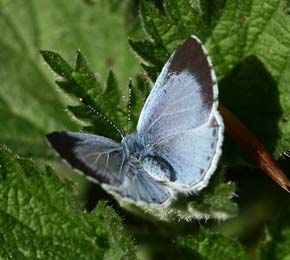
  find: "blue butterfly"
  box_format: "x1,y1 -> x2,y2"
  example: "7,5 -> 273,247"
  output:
47,36 -> 224,207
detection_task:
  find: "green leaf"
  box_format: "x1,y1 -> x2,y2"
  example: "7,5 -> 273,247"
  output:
104,70 -> 121,109
40,50 -> 74,80
177,229 -> 247,260
0,0 -> 140,158
73,50 -> 102,98
130,0 -> 226,80
97,70 -> 122,126
41,47 -> 153,140
0,146 -> 136,259
41,50 -> 125,141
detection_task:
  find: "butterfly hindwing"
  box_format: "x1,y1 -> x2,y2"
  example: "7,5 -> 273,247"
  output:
146,116 -> 223,191
47,131 -> 172,205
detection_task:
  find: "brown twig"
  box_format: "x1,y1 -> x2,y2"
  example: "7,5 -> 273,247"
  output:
219,104 -> 290,193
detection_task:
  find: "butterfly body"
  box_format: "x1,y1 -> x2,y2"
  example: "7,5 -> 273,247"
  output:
122,133 -> 176,183
47,36 -> 224,207
121,133 -> 146,159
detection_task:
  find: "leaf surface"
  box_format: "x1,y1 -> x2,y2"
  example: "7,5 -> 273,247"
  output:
0,146 -> 136,259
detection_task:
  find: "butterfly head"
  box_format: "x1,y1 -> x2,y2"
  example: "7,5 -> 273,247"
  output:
121,133 -> 146,159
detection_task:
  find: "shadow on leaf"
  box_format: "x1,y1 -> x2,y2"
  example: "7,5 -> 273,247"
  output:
219,55 -> 282,164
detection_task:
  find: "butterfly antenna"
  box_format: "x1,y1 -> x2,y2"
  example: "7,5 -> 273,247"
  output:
79,98 -> 124,138
279,150 -> 290,160
127,77 -> 132,132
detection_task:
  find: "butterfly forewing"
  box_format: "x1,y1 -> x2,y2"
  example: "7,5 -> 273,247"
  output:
47,131 -> 172,205
137,36 -> 218,140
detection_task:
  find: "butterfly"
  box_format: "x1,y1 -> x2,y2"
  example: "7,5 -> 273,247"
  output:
47,35 -> 224,207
